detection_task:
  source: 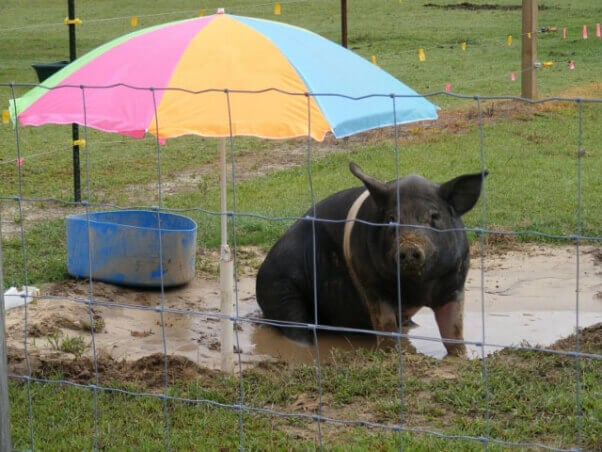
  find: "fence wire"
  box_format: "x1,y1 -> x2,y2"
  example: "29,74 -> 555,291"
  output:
1,85 -> 601,451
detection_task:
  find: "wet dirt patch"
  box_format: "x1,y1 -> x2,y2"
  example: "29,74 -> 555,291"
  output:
423,2 -> 553,11
550,322 -> 602,353
5,244 -> 601,381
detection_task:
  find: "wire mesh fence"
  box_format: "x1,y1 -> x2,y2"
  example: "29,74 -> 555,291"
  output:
1,86 -> 601,450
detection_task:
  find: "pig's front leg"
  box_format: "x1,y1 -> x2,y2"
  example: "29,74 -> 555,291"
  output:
368,301 -> 417,353
365,300 -> 398,346
433,297 -> 466,357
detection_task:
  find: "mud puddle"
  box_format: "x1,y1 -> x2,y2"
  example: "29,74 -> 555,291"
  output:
252,245 -> 602,362
5,245 -> 601,372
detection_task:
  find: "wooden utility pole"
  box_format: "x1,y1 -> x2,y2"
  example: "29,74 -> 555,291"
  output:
521,0 -> 537,99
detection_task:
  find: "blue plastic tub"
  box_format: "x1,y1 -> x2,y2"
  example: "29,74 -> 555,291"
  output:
66,210 -> 197,287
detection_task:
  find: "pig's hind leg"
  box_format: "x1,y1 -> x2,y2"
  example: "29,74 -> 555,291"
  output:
257,277 -> 314,344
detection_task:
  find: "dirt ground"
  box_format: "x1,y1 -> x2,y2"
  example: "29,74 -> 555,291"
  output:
5,243 -> 601,386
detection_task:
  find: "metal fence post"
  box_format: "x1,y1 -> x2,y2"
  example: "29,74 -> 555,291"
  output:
0,211 -> 12,450
67,0 -> 82,203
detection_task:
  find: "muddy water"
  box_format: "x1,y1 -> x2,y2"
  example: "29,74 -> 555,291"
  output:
252,326 -> 379,364
409,310 -> 602,359
5,245 -> 601,370
249,310 -> 602,364
249,245 -> 602,363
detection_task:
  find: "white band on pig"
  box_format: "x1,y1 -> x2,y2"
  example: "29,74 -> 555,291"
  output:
343,189 -> 370,289
342,189 -> 401,336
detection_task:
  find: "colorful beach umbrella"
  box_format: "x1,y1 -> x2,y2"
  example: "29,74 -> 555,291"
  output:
10,12 -> 437,141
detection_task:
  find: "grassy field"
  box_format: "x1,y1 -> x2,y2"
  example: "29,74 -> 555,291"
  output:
2,0 -> 602,285
7,328 -> 602,450
1,0 -> 601,450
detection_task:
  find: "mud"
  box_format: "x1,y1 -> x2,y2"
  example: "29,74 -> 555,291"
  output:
5,244 -> 602,375
423,3 -> 553,11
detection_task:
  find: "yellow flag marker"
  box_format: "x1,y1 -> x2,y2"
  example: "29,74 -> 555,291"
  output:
73,139 -> 86,147
461,41 -> 467,51
506,34 -> 513,46
527,32 -> 532,39
542,61 -> 554,67
64,17 -> 82,25
130,16 -> 138,27
418,48 -> 426,62
2,110 -> 9,124
199,9 -> 205,16
274,3 -> 281,15
371,55 -> 377,65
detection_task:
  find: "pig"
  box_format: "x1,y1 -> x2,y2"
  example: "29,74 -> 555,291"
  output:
255,162 -> 487,356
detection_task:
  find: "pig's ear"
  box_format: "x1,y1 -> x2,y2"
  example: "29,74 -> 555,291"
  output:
439,171 -> 488,216
349,162 -> 389,206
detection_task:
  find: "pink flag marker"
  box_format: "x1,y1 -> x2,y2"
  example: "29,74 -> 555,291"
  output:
445,83 -> 451,92
562,27 -> 567,39
510,72 -> 516,81
569,60 -> 575,70
16,157 -> 24,167
596,23 -> 601,38
582,25 -> 588,39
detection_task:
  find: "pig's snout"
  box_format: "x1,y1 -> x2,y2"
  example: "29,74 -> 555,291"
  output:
399,243 -> 425,268
397,233 -> 431,274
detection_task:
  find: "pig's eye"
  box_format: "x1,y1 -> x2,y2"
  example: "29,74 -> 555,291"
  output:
387,215 -> 397,224
430,211 -> 441,226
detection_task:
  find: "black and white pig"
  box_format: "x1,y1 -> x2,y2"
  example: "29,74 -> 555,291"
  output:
256,162 -> 487,356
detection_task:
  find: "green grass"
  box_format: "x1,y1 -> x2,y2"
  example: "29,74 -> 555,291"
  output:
5,99 -> 599,287
160,100 -> 602,249
8,338 -> 601,450
2,2 -> 601,257
1,0 -> 602,450
46,332 -> 88,357
1,0 -> 600,98
1,219 -> 68,286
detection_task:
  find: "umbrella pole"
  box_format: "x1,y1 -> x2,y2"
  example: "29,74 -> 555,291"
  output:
219,137 -> 234,373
